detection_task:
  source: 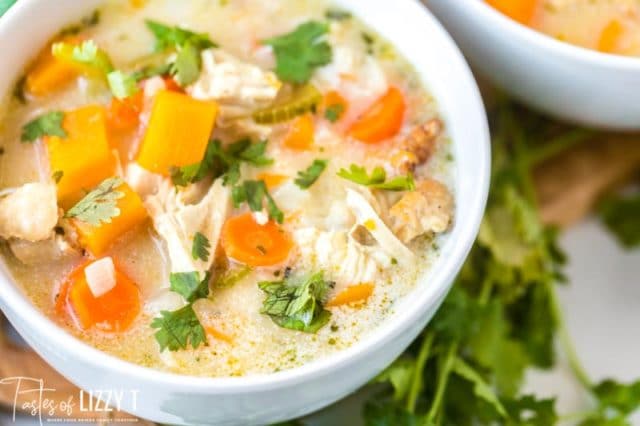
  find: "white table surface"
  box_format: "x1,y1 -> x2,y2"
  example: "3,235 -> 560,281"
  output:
2,218 -> 639,425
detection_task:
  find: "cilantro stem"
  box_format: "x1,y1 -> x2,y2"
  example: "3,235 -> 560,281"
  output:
478,278 -> 493,306
528,129 -> 592,167
426,342 -> 458,423
546,280 -> 593,390
407,331 -> 435,413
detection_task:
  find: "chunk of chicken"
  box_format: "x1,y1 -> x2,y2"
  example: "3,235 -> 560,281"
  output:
389,178 -> 454,243
0,183 -> 58,242
124,163 -> 165,199
391,119 -> 443,174
293,227 -> 391,285
145,179 -> 230,276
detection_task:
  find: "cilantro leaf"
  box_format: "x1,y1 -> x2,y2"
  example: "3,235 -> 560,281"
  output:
451,358 -> 507,418
325,9 -> 352,21
64,177 -> 125,226
598,194 -> 640,249
373,357 -> 415,402
21,111 -> 67,143
592,379 -> 640,417
295,159 -> 327,189
145,20 -> 216,52
324,103 -> 344,122
263,21 -> 332,84
232,180 -> 284,223
69,40 -> 114,74
169,271 -> 210,303
191,232 -> 211,262
107,70 -> 139,99
151,304 -> 207,352
258,271 -> 333,333
337,164 -> 415,191
503,395 -> 558,426
52,170 -> 64,184
170,41 -> 202,87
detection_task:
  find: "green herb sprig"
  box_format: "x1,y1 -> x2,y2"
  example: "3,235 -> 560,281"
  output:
64,177 -> 125,226
337,164 -> 415,191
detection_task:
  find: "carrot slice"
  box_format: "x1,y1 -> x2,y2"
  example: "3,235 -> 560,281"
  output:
221,213 -> 293,267
205,326 -> 233,344
347,87 -> 405,144
107,90 -> 144,132
326,283 -> 374,307
65,261 -> 140,332
282,114 -> 315,150
322,90 -> 349,122
486,0 -> 538,25
256,173 -> 289,190
73,182 -> 148,256
598,20 -> 624,53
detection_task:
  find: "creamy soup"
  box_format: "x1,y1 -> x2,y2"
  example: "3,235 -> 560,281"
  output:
487,0 -> 640,56
0,0 -> 454,377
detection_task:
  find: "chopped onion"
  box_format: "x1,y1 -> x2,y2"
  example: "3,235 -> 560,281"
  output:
84,257 -> 117,298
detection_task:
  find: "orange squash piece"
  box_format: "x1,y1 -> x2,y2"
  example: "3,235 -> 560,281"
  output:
46,106 -> 117,209
221,213 -> 293,267
256,173 -> 289,190
25,40 -> 80,96
486,0 -> 538,25
107,90 -> 144,132
326,283 -> 374,307
347,87 -> 405,144
136,90 -> 219,175
73,183 -> 148,256
598,20 -> 624,53
322,90 -> 349,122
282,114 -> 315,150
65,260 -> 141,332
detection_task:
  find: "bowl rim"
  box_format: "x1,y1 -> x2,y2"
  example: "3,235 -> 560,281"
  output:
0,0 -> 490,392
469,0 -> 640,69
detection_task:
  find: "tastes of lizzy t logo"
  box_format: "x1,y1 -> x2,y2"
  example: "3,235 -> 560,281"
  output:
0,376 -> 140,424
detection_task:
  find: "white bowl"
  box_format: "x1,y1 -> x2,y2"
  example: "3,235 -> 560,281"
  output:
0,0 -> 489,424
427,0 -> 640,130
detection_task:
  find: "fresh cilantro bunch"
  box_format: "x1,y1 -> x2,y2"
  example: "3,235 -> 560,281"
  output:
259,271 -> 334,333
598,194 -> 640,249
353,104 -> 640,426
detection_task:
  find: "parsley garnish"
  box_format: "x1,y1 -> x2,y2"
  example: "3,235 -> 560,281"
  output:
21,111 -> 67,143
145,20 -> 216,87
263,21 -> 332,84
64,177 -> 125,226
258,271 -> 333,333
337,164 -> 415,191
170,271 -> 210,303
232,180 -> 284,224
171,139 -> 273,187
324,103 -> 344,122
151,305 -> 207,352
192,232 -> 211,262
294,159 -> 327,189
598,194 -> 640,249
151,271 -> 211,352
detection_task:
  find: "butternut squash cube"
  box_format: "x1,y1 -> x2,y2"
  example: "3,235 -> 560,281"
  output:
136,91 -> 219,175
47,106 -> 117,208
73,182 -> 148,256
26,40 -> 79,97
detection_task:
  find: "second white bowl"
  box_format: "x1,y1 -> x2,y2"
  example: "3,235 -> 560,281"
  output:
427,0 -> 640,130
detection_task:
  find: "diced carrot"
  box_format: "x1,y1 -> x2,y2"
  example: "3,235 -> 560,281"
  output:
598,20 -> 624,53
26,39 -> 80,96
205,326 -> 233,344
326,283 -> 374,307
136,90 -> 219,175
64,260 -> 140,332
107,90 -> 144,132
347,87 -> 405,144
486,0 -> 538,25
221,213 -> 293,267
46,106 -> 117,209
282,114 -> 315,150
322,90 -> 349,122
257,173 -> 289,190
73,183 -> 148,256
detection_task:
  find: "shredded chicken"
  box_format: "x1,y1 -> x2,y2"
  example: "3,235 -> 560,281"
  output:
389,178 -> 454,243
188,49 -> 281,138
145,179 -> 230,276
345,188 -> 416,267
124,163 -> 165,199
293,227 -> 391,285
392,118 -> 442,173
0,183 -> 58,242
